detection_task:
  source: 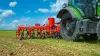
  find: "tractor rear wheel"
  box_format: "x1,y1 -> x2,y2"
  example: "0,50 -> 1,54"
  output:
82,35 -> 90,40
90,34 -> 98,40
97,21 -> 100,40
60,12 -> 80,41
82,34 -> 98,41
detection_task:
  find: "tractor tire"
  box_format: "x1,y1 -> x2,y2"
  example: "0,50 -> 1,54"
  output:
82,34 -> 98,41
60,12 -> 80,41
90,34 -> 98,40
97,21 -> 100,40
60,22 -> 80,41
82,34 -> 90,40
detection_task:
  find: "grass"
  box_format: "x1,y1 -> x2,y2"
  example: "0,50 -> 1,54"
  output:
25,39 -> 100,56
0,30 -> 100,56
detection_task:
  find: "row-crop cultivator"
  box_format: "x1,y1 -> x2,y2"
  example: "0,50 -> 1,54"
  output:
16,18 -> 61,40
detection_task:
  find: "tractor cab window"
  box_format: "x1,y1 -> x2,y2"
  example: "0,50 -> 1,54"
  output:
74,0 -> 79,3
87,0 -> 92,4
68,0 -> 79,7
69,0 -> 96,9
68,0 -> 97,17
69,0 -> 96,6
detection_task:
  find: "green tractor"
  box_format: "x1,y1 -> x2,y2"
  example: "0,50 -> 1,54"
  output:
57,0 -> 100,41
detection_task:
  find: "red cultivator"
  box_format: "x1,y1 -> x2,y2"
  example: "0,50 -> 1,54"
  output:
16,17 -> 61,40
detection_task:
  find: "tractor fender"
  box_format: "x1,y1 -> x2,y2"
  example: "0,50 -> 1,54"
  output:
57,6 -> 83,20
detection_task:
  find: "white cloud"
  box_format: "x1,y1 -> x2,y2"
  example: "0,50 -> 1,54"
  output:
9,1 -> 17,7
52,16 -> 60,23
12,20 -> 19,23
43,16 -> 60,25
0,16 -> 60,30
6,23 -> 17,30
0,10 -> 15,19
26,10 -> 30,13
0,23 -> 18,30
0,17 -> 30,30
50,0 -> 68,12
38,8 -> 49,13
43,18 -> 48,25
36,0 -> 68,13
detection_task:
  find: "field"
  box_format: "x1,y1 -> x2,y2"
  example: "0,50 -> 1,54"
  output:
0,31 -> 100,56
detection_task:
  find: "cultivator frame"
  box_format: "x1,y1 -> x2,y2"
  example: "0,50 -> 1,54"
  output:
16,18 -> 61,40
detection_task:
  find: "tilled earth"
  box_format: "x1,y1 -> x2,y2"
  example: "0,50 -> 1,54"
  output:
0,31 -> 100,56
0,36 -> 75,56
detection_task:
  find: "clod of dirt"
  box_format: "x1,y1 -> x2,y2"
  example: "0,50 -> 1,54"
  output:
9,52 -> 14,56
1,50 -> 3,52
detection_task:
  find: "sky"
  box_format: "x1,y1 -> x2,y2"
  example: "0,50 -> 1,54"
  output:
0,0 -> 68,30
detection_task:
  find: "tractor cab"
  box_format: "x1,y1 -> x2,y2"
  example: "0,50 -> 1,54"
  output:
68,0 -> 97,18
68,0 -> 96,8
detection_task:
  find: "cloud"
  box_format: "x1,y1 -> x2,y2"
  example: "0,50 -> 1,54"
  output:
36,0 -> 68,13
9,1 -> 17,7
5,17 -> 47,30
43,16 -> 60,25
52,16 -> 61,23
0,20 -> 16,30
0,10 -> 15,19
38,8 -> 49,13
12,20 -> 19,23
0,16 -> 60,30
12,18 -> 30,25
50,0 -> 68,13
26,10 -> 30,13
0,23 -> 18,30
43,18 -> 48,25
0,17 -> 30,30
